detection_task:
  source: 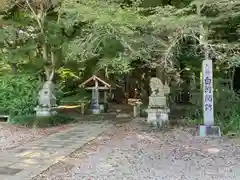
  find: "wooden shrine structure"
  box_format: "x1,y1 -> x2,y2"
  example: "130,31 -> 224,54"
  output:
79,75 -> 115,113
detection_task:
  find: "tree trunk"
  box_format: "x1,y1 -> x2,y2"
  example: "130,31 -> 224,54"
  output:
9,63 -> 17,74
230,67 -> 235,90
42,43 -> 51,80
49,51 -> 56,81
156,65 -> 165,83
197,3 -> 208,57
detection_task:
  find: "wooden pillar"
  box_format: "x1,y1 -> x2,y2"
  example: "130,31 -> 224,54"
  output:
133,104 -> 137,117
133,102 -> 141,117
104,86 -> 107,104
94,79 -> 99,106
81,102 -> 85,115
125,73 -> 130,103
91,78 -> 100,114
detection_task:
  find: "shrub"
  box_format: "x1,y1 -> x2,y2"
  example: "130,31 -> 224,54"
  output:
185,78 -> 240,135
9,114 -> 75,128
60,88 -> 91,105
0,107 -> 7,114
0,74 -> 40,117
55,67 -> 81,100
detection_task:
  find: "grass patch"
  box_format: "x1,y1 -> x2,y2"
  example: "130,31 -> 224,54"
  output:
60,90 -> 91,106
185,114 -> 240,137
183,86 -> 240,136
185,118 -> 202,126
9,113 -> 75,128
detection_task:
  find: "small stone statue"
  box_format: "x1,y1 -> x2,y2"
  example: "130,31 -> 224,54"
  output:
38,80 -> 57,107
150,77 -> 170,96
150,77 -> 164,96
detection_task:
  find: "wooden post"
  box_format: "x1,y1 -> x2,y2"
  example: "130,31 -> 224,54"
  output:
95,79 -> 100,114
133,102 -> 141,117
104,85 -> 107,104
133,103 -> 137,117
81,102 -> 85,115
125,73 -> 130,103
95,79 -> 99,107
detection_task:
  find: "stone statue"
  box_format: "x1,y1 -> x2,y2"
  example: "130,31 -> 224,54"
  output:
147,77 -> 170,128
42,80 -> 55,92
149,77 -> 170,96
35,71 -> 58,116
150,77 -> 164,96
38,80 -> 57,107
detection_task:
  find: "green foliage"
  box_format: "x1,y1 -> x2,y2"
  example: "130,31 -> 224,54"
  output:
9,114 -> 75,128
0,0 -> 239,137
0,17 -> 37,67
60,88 -> 91,105
59,0 -> 239,78
56,67 -> 80,92
185,118 -> 202,125
0,62 -> 11,75
0,107 -> 6,114
186,78 -> 240,135
60,0 -> 175,74
0,74 -> 40,117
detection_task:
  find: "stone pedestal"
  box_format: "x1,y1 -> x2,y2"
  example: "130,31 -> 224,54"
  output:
146,108 -> 170,127
196,125 -> 221,137
34,106 -> 57,117
147,95 -> 170,128
149,96 -> 166,108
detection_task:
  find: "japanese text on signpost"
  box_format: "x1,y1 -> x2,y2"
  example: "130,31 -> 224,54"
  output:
202,60 -> 214,126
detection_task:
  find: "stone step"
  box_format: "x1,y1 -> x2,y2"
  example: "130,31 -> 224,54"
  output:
0,115 -> 9,122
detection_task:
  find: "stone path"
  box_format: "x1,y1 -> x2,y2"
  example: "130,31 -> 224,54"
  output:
0,122 -> 111,180
34,121 -> 240,180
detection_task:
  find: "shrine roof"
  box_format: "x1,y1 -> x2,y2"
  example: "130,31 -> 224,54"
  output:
79,75 -> 116,89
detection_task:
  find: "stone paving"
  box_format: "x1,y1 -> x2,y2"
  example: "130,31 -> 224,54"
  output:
33,120 -> 240,180
0,122 -> 111,180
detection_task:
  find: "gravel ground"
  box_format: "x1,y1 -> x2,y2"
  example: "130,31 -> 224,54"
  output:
0,122 -> 75,152
34,121 -> 240,180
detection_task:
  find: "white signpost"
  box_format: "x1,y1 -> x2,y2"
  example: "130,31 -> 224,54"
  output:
198,60 -> 221,137
202,60 -> 214,126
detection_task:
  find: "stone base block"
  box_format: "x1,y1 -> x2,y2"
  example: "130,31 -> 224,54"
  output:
146,108 -> 170,128
149,96 -> 166,107
196,125 -> 221,137
34,107 -> 57,117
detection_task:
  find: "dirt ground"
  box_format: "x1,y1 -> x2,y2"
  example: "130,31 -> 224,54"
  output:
33,120 -> 240,180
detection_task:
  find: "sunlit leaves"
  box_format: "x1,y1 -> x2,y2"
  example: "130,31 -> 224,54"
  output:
60,0 -> 174,73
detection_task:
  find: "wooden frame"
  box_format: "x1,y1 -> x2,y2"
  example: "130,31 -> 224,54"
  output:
79,75 -> 115,113
79,75 -> 111,88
